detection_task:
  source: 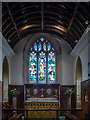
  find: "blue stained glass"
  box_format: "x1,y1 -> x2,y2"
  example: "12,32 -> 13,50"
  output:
38,42 -> 42,51
48,52 -> 55,84
31,47 -> 33,51
34,42 -> 37,51
52,48 -> 54,51
43,42 -> 46,51
29,52 -> 37,84
38,52 -> 46,84
47,42 -> 51,51
40,38 -> 45,41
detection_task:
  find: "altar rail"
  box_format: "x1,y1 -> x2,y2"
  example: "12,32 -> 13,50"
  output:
3,108 -> 83,119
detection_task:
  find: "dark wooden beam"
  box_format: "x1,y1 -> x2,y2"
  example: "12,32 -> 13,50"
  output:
64,3 -> 79,40
5,3 -> 20,40
41,2 -> 44,32
68,3 -> 79,31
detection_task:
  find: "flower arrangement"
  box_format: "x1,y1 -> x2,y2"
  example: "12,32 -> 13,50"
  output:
64,88 -> 75,97
9,88 -> 20,97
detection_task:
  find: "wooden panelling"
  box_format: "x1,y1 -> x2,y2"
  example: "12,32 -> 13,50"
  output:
0,81 -> 2,119
88,79 -> 90,120
81,79 -> 90,119
9,85 -> 24,108
25,84 -> 60,100
60,85 -> 76,115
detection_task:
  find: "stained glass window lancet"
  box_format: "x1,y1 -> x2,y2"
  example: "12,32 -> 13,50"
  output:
29,52 -> 37,84
38,52 -> 46,84
38,42 -> 42,51
48,52 -> 55,84
43,42 -> 46,51
34,42 -> 37,51
29,38 -> 56,84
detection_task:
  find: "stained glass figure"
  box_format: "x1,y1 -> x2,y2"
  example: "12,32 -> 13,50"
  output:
38,52 -> 46,84
48,52 -> 55,84
40,37 -> 45,42
47,42 -> 51,51
43,42 -> 46,51
34,42 -> 37,51
29,52 -> 37,84
38,42 -> 42,51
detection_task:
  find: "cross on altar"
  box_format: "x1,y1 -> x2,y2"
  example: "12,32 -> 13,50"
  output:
40,88 -> 44,97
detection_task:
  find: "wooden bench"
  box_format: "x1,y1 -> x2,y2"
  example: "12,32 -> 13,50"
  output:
65,113 -> 80,120
8,113 -> 22,120
2,102 -> 22,120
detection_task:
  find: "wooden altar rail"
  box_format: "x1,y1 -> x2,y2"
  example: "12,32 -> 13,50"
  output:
3,108 -> 83,119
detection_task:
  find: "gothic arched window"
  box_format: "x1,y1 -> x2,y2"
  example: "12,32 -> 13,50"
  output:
29,38 -> 56,84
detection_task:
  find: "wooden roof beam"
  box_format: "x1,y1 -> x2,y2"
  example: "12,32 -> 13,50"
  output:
5,3 -> 20,41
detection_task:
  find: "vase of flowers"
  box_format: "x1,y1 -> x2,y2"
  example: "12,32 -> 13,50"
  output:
64,88 -> 75,97
9,88 -> 20,108
64,88 -> 75,110
9,88 -> 20,97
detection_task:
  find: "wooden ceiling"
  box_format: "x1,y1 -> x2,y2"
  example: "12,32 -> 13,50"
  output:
2,2 -> 90,49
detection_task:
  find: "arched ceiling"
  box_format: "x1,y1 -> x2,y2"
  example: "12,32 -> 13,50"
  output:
2,2 -> 90,49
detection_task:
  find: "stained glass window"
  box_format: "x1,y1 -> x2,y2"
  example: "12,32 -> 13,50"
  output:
38,52 -> 46,84
43,42 -> 46,51
40,37 -> 45,41
29,38 -> 56,84
47,42 -> 51,51
34,42 -> 37,51
38,42 -> 42,51
29,52 -> 37,84
48,52 -> 55,84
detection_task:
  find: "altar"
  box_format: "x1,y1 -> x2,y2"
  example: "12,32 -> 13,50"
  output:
24,84 -> 60,118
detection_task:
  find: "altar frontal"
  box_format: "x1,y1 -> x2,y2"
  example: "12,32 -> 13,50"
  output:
24,84 -> 60,118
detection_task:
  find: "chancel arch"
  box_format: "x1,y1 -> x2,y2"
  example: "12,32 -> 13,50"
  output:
2,56 -> 9,102
23,33 -> 61,84
75,56 -> 82,108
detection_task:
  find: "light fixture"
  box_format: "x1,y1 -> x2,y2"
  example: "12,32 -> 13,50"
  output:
85,20 -> 89,25
61,5 -> 67,9
7,39 -> 10,43
23,20 -> 27,23
48,25 -> 67,33
19,24 -> 39,31
75,40 -> 78,43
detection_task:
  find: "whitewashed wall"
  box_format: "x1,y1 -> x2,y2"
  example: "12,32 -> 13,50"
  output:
0,34 -> 15,120
11,52 -> 23,85
12,33 -> 74,85
11,35 -> 30,85
2,36 -> 15,84
57,38 -> 74,85
71,26 -> 90,83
